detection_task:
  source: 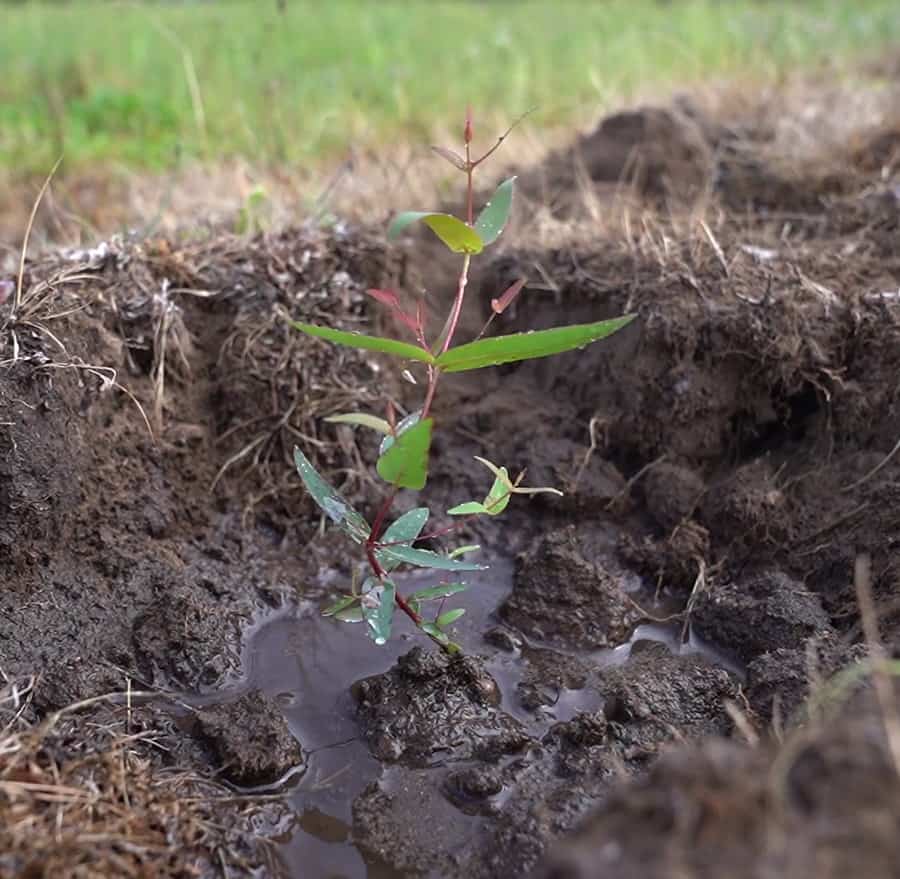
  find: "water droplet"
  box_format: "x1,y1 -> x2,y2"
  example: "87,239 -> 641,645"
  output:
374,636 -> 387,646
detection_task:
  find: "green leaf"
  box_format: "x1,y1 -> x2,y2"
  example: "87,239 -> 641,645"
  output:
436,608 -> 466,628
447,501 -> 487,516
324,412 -> 391,433
474,177 -> 515,246
322,594 -> 358,617
335,606 -> 365,623
448,544 -> 480,559
379,410 -> 422,456
362,578 -> 396,645
377,507 -> 430,572
377,544 -> 487,572
293,447 -> 370,544
483,472 -> 511,514
388,211 -> 484,254
475,455 -> 563,499
420,622 -> 450,645
409,583 -> 469,602
376,418 -> 433,490
447,469 -> 510,516
435,315 -> 637,373
291,321 -> 435,365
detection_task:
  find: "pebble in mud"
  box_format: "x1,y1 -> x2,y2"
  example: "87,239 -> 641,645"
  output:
691,569 -> 833,664
502,528 -> 642,650
195,690 -> 304,787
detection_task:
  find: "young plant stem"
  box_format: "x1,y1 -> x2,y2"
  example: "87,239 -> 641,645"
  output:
439,253 -> 471,356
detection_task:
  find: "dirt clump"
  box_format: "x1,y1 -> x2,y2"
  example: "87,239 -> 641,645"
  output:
353,647 -> 531,765
501,527 -> 642,649
533,689 -> 900,879
196,690 -> 304,787
519,106 -> 714,215
691,569 -> 833,665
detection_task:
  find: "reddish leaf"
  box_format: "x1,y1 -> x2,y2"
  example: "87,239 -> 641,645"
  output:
368,288 -> 421,338
431,145 -> 467,171
491,278 -> 526,315
367,288 -> 402,309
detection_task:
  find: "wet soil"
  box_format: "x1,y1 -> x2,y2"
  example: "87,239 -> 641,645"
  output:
4,71 -> 900,877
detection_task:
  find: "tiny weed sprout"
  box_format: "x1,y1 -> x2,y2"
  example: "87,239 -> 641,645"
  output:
291,110 -> 635,652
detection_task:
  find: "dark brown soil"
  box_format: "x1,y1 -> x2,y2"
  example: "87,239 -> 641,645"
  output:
4,71 -> 900,878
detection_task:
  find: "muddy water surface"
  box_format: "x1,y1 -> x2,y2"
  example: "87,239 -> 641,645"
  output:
221,554 -> 738,878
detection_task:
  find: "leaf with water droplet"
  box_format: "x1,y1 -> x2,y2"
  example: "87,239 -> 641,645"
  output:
362,578 -> 396,645
293,447 -> 370,544
377,544 -> 486,572
379,410 -> 422,456
474,177 -> 516,246
377,507 -> 430,572
376,417 -> 433,490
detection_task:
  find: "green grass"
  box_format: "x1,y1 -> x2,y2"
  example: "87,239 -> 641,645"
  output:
2,0 -> 899,175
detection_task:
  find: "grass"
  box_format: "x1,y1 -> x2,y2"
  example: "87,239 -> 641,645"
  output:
1,0 -> 899,177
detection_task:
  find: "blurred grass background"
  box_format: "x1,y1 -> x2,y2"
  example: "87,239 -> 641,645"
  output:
2,0 -> 900,177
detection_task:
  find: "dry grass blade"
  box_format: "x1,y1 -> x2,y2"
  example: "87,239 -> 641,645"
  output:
13,156 -> 63,319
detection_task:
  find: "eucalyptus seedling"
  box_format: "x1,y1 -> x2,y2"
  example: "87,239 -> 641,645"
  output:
292,109 -> 635,651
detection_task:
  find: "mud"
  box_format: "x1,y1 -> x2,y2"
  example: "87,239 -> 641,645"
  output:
4,70 -> 900,878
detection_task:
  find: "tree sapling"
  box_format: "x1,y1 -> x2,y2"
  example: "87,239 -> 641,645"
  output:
291,109 -> 635,651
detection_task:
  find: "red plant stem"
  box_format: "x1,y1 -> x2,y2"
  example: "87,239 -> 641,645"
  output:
465,142 -> 474,225
395,591 -> 422,624
421,367 -> 439,418
439,253 -> 471,356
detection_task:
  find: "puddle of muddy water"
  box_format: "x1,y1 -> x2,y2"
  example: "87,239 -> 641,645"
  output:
202,555 -> 739,878
243,559 -> 516,878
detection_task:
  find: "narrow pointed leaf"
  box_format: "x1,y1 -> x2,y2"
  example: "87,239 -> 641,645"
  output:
377,544 -> 487,572
324,412 -> 392,434
474,177 -> 516,246
431,145 -> 467,171
293,447 -> 370,544
388,212 -> 483,255
380,410 -> 422,456
448,544 -> 480,559
435,315 -> 636,373
492,278 -> 526,314
366,288 -> 402,309
322,594 -> 358,617
447,501 -> 488,516
291,321 -> 435,365
436,608 -> 466,628
410,583 -> 468,602
362,579 -> 396,645
377,418 -> 433,490
420,622 -> 450,645
377,507 -> 430,572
